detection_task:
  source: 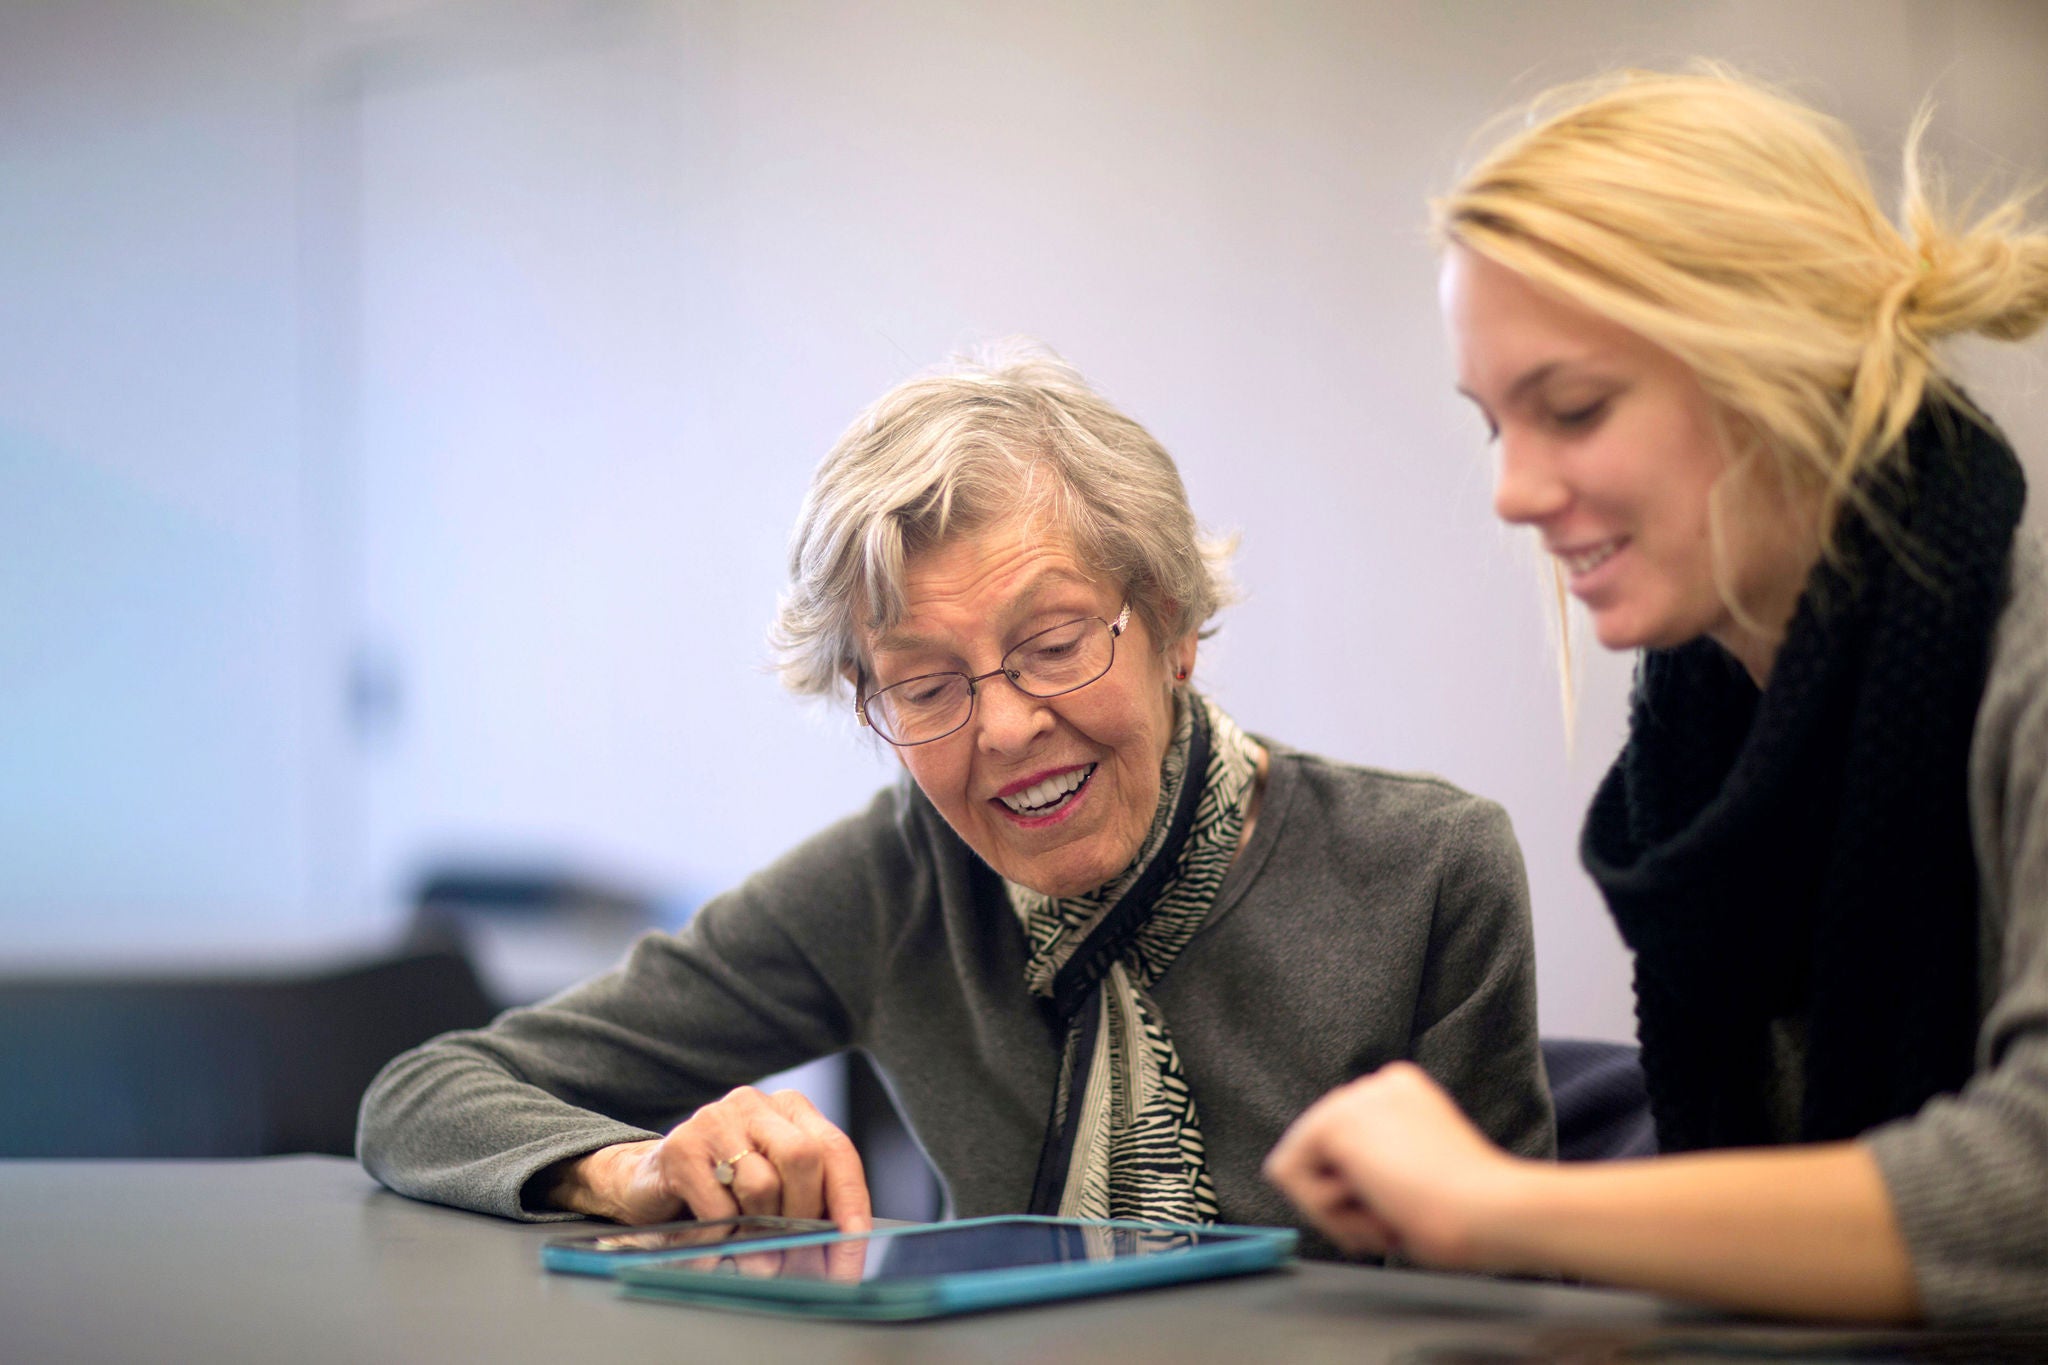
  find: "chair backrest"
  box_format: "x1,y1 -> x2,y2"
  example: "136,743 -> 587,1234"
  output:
1541,1037 -> 1658,1162
409,866 -> 664,1006
0,947 -> 496,1158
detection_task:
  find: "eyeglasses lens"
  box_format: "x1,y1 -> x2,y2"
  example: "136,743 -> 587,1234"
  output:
865,614 -> 1117,745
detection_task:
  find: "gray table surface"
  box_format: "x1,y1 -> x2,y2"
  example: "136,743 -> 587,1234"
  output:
0,1157 -> 2032,1364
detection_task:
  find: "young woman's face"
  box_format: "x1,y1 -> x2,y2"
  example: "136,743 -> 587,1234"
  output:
1440,244 -> 1814,673
862,515 -> 1192,898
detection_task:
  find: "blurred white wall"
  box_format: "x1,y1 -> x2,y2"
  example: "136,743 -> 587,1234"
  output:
5,0 -> 2047,1038
1,5 -> 315,961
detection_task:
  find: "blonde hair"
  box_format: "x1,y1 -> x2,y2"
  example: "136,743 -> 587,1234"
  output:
773,341 -> 1238,700
1437,67 -> 2048,660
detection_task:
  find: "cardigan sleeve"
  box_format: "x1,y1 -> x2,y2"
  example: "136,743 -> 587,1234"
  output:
1407,796 -> 1558,1162
355,787 -> 913,1221
1862,535 -> 2048,1328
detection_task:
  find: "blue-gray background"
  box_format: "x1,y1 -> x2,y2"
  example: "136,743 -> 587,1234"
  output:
6,0 -> 2046,1043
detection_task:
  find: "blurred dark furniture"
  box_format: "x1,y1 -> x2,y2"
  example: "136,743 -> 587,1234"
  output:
0,947 -> 496,1158
1542,1037 -> 1657,1162
408,866 -> 665,1008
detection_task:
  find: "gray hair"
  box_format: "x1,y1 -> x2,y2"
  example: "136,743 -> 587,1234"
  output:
773,341 -> 1238,699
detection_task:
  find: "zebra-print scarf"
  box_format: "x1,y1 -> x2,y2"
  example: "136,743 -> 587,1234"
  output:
1011,691 -> 1262,1223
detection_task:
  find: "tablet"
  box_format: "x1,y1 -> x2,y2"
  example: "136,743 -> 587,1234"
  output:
541,1216 -> 836,1277
614,1215 -> 1298,1321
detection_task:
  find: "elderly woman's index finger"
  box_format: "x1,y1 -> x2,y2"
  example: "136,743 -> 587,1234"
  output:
822,1135 -> 872,1231
768,1089 -> 872,1230
813,1128 -> 871,1231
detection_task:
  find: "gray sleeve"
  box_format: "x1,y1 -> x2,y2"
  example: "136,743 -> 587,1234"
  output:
356,791 -> 910,1221
1863,550 -> 2048,1329
1407,797 -> 1558,1162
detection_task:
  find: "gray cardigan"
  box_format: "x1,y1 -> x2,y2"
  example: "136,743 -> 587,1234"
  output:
358,746 -> 1556,1248
1863,531 -> 2048,1328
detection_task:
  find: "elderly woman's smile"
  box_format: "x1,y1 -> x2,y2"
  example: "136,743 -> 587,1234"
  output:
867,516 -> 1188,899
993,763 -> 1094,820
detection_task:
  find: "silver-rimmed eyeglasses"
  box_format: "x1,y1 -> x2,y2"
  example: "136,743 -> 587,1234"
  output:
857,604 -> 1131,747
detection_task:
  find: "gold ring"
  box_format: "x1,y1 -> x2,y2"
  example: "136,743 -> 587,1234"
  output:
713,1149 -> 755,1187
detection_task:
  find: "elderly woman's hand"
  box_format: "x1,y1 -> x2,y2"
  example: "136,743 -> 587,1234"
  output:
1263,1061 -> 1531,1268
549,1086 -> 872,1231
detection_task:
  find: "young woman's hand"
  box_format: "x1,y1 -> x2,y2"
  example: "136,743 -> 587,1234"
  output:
1264,1061 -> 1531,1269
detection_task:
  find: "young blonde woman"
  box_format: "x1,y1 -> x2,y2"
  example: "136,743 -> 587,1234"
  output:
1266,69 -> 2048,1327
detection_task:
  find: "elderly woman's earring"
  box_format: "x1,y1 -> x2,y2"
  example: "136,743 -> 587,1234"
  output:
1174,667 -> 1189,681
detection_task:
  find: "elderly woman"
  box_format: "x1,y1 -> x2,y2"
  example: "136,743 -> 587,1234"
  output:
1267,70 -> 2048,1322
359,346 -> 1553,1241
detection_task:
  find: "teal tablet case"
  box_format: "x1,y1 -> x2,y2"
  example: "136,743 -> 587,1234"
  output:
613,1215 -> 1298,1321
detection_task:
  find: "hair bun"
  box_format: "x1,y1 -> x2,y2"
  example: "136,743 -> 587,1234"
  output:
1902,206 -> 2048,345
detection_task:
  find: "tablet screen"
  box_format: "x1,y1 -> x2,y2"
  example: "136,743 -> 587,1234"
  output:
667,1218 -> 1236,1285
549,1215 -> 832,1256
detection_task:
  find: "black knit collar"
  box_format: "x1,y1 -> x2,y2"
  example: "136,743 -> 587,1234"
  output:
1583,401 -> 2025,1151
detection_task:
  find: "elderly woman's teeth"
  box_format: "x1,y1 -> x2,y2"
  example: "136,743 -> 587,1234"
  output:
1002,765 -> 1094,815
